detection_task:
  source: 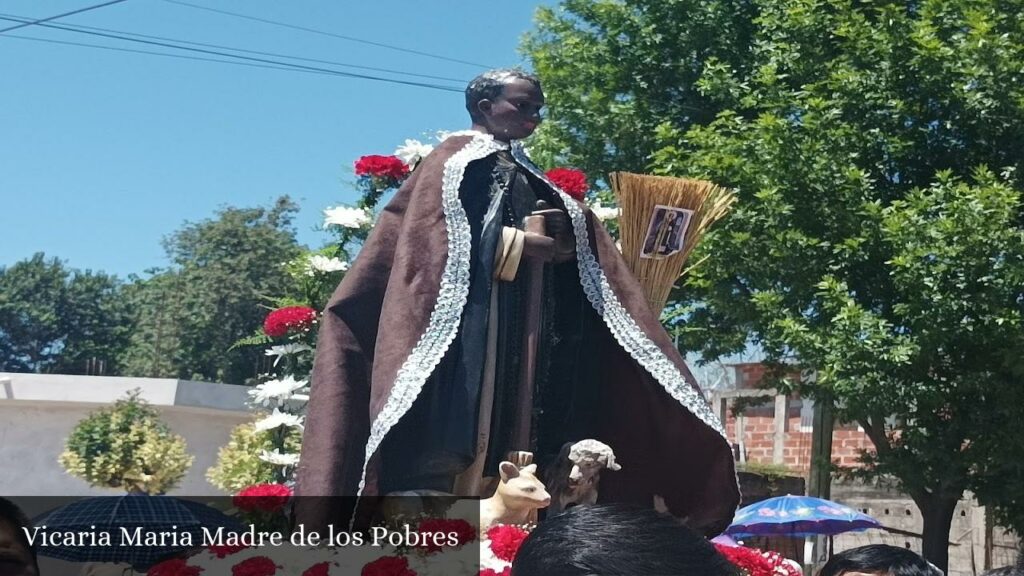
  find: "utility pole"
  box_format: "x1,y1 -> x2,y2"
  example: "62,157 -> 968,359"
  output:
806,371 -> 834,575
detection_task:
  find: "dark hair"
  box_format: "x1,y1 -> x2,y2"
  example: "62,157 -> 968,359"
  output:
0,497 -> 39,570
510,504 -> 739,576
818,544 -> 942,576
465,68 -> 541,122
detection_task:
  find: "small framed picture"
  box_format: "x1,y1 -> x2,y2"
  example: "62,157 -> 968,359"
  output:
640,205 -> 693,260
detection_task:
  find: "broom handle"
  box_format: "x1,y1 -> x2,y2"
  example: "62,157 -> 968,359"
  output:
512,214 -> 546,451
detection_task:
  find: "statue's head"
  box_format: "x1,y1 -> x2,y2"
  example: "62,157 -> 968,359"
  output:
465,68 -> 544,142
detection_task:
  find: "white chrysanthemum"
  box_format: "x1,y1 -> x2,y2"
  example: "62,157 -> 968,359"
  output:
323,206 -> 371,229
394,138 -> 434,167
254,408 -> 304,432
249,374 -> 308,404
590,202 -> 620,222
434,130 -> 453,142
258,449 -> 300,467
306,254 -> 348,276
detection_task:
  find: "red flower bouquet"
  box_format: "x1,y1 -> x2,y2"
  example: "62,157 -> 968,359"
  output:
233,483 -> 293,513
715,543 -> 802,576
486,525 -> 530,563
545,168 -> 588,200
263,306 -> 317,338
302,563 -> 331,576
231,556 -> 278,576
208,543 -> 248,558
147,559 -> 203,576
361,555 -> 417,576
355,155 -> 410,181
415,518 -> 477,553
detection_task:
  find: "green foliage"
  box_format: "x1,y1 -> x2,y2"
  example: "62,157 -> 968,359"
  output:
206,421 -> 301,493
59,390 -> 193,494
525,0 -> 1024,560
738,461 -> 799,482
0,253 -> 132,374
121,197 -> 303,384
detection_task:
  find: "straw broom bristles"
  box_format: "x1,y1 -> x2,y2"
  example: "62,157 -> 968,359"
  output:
610,172 -> 736,315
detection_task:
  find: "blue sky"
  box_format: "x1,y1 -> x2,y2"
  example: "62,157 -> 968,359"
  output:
1,0 -> 550,278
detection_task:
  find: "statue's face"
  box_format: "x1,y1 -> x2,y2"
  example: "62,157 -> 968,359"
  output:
476,78 -> 545,142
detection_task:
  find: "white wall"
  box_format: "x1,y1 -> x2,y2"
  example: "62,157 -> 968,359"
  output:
0,373 -> 254,496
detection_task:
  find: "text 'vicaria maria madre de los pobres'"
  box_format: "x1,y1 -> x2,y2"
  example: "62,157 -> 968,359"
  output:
22,524 -> 461,548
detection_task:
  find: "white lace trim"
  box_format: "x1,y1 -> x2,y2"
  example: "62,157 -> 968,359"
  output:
355,132 -> 509,498
509,142 -> 727,439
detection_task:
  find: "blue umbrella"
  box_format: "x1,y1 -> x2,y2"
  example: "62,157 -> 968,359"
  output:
725,495 -> 881,538
32,493 -> 244,568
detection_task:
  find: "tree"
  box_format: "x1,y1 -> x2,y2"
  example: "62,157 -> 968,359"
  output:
0,253 -> 131,374
525,0 -> 1024,569
122,197 -> 303,384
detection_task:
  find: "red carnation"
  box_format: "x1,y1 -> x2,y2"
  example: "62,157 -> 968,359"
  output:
231,556 -> 278,576
263,306 -> 317,338
361,556 -> 417,576
545,168 -> 588,200
486,525 -> 529,562
714,543 -> 801,576
147,559 -> 202,576
302,563 -> 331,576
208,543 -> 248,558
355,155 -> 410,180
416,518 -> 477,553
233,483 -> 292,513
480,569 -> 511,576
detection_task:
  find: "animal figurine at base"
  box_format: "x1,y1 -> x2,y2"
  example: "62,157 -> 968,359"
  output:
545,439 -> 621,514
480,461 -> 551,532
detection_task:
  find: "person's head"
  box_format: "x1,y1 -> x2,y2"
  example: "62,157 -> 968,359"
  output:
465,68 -> 544,142
510,504 -> 738,576
0,498 -> 39,576
817,544 -> 942,576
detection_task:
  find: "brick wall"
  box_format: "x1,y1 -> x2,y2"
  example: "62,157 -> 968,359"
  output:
723,363 -> 875,472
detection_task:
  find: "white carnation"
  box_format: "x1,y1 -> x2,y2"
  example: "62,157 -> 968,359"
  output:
590,202 -> 620,222
258,449 -> 300,467
254,408 -> 304,432
306,255 -> 348,275
323,206 -> 371,229
393,139 -> 434,167
249,374 -> 308,404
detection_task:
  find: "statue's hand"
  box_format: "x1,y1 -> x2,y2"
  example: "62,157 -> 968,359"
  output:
532,201 -> 576,263
522,232 -> 555,262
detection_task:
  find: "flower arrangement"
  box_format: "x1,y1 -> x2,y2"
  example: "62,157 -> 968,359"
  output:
544,167 -> 588,201
714,543 -> 803,576
143,521 -> 522,576
262,306 -> 318,338
233,483 -> 292,513
355,154 -> 411,182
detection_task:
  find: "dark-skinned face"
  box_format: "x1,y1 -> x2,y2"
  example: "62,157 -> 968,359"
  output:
476,78 -> 545,142
0,519 -> 37,576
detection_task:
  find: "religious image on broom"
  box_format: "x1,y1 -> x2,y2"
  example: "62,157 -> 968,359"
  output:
640,204 -> 694,259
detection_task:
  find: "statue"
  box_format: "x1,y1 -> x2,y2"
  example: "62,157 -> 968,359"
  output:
480,461 -> 551,533
295,68 -> 739,536
544,439 -> 621,515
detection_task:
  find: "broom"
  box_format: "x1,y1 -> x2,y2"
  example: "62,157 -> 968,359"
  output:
610,172 -> 736,315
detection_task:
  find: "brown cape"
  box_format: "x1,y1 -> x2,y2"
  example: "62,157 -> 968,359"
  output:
295,132 -> 739,535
